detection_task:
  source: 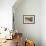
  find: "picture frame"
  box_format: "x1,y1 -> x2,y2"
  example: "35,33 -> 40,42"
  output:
23,15 -> 35,24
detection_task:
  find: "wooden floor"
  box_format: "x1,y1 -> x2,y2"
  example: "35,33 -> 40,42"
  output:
0,39 -> 16,46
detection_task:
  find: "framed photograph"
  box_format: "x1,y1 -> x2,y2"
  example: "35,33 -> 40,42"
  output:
23,15 -> 35,24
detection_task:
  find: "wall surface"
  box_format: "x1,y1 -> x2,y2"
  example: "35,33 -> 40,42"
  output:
41,0 -> 46,46
13,0 -> 41,46
0,0 -> 17,38
0,0 -> 16,29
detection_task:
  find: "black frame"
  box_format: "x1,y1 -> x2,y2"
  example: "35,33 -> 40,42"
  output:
23,15 -> 35,24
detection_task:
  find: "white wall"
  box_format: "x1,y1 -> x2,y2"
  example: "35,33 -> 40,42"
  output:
13,0 -> 41,46
0,0 -> 16,29
41,0 -> 46,46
